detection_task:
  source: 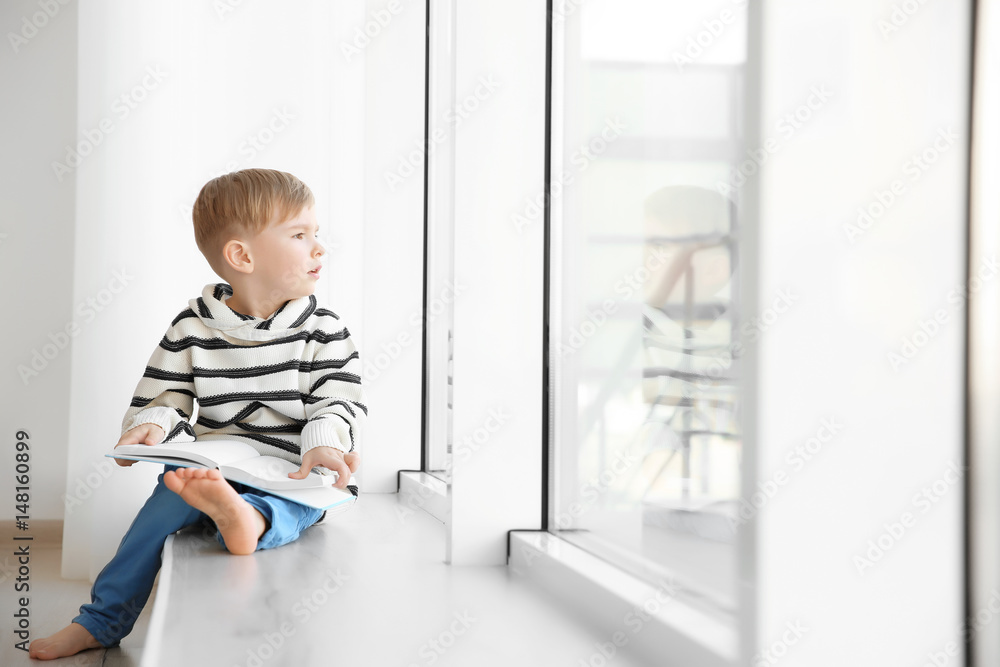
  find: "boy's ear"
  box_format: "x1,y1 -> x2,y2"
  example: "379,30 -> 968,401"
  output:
222,239 -> 254,274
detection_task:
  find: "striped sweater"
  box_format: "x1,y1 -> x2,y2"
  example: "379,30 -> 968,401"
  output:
121,283 -> 367,465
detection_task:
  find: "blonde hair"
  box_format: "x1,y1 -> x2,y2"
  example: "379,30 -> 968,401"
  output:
192,168 -> 315,264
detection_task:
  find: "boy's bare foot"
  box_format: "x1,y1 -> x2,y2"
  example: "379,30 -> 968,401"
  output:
163,468 -> 267,555
28,622 -> 101,660
344,452 -> 360,473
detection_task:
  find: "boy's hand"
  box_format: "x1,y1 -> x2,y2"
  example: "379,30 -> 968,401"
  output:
290,446 -> 354,489
113,424 -> 165,467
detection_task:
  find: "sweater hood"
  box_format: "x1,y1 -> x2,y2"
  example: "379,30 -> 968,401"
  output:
190,283 -> 318,341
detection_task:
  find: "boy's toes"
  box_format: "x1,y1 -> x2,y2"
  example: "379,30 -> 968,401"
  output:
28,623 -> 100,660
163,470 -> 183,493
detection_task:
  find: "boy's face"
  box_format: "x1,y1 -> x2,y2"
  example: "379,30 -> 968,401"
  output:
247,206 -> 325,302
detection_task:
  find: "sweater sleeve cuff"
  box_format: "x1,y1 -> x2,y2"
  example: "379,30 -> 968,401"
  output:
122,406 -> 177,437
300,418 -> 350,455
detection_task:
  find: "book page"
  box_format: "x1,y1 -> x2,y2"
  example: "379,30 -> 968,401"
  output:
111,439 -> 261,467
273,484 -> 357,512
222,456 -> 334,491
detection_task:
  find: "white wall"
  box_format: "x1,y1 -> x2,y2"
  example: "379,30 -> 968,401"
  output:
0,0 -> 427,578
360,0 -> 427,491
0,0 -> 78,522
750,1 -> 969,664
447,0 -> 546,564
60,0 -> 423,579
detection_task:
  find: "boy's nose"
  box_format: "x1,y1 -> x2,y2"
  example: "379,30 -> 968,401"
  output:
314,238 -> 326,256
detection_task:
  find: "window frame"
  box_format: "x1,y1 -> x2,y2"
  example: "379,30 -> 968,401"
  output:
530,1 -> 762,664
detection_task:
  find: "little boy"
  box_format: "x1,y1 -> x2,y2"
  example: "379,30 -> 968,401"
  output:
29,168 -> 366,660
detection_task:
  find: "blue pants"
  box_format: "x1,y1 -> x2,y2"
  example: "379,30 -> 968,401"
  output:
73,465 -> 324,647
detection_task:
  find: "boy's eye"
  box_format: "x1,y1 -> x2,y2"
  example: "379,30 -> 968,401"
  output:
294,233 -> 305,239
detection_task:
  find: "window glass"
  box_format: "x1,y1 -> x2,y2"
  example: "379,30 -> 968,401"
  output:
550,0 -> 747,614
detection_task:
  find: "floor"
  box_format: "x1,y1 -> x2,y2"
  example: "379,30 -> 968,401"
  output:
0,522 -> 154,666
4,495 -> 656,667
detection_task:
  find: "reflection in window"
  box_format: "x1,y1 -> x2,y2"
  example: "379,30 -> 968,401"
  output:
549,0 -> 746,616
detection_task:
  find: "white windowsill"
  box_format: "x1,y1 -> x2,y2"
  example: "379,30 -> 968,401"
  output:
508,530 -> 737,667
397,470 -> 450,524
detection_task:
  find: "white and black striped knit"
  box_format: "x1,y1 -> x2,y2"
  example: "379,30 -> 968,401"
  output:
121,283 -> 367,467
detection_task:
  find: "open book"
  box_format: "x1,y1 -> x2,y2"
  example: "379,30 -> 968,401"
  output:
108,439 -> 358,513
